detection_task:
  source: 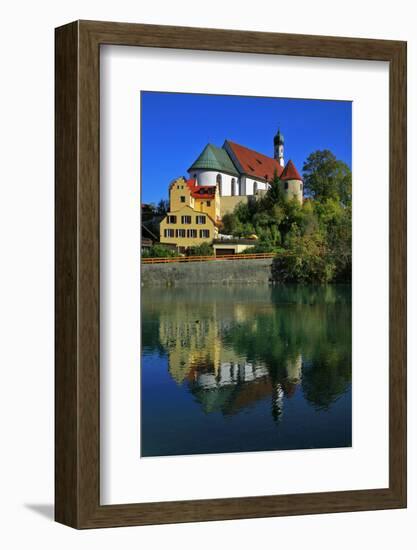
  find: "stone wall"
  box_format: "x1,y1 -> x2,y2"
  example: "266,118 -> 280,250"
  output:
141,258 -> 274,286
219,195 -> 248,216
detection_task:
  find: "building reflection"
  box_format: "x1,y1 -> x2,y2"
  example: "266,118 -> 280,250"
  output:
142,284 -> 351,419
141,285 -> 352,455
187,355 -> 302,420
158,299 -> 303,421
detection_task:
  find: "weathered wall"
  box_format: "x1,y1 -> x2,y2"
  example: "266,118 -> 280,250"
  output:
282,178 -> 303,204
219,195 -> 248,216
141,258 -> 274,286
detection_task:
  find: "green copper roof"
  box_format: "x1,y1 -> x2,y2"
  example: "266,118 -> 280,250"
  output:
188,144 -> 239,175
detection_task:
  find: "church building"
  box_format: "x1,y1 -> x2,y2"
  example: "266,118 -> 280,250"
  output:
159,129 -> 303,250
188,129 -> 303,204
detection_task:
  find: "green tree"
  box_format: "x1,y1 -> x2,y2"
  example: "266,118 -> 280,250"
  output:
272,230 -> 335,284
218,148 -> 351,283
303,150 -> 352,205
263,169 -> 284,208
156,199 -> 169,216
186,242 -> 214,257
221,212 -> 244,236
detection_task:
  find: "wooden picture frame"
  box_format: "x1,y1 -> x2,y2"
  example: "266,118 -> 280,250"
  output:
55,20 -> 407,528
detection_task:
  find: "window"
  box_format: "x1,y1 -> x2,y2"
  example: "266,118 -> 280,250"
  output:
180,196 -> 185,203
253,181 -> 258,194
216,173 -> 222,196
300,183 -> 303,191
181,215 -> 192,224
231,178 -> 236,196
206,200 -> 211,207
167,215 -> 177,224
284,181 -> 289,190
164,229 -> 174,238
187,229 -> 197,238
199,229 -> 210,239
196,215 -> 206,225
176,229 -> 186,238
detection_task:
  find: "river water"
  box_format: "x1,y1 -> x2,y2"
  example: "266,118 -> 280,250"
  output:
141,284 -> 351,457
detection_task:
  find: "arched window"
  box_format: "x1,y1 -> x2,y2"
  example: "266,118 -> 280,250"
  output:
253,181 -> 258,194
216,173 -> 222,196
300,183 -> 303,192
231,178 -> 236,196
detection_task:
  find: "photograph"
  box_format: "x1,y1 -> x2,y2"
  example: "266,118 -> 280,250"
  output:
140,91 -> 352,457
0,0 -> 407,539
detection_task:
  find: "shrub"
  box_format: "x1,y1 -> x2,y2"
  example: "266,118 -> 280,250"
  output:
142,245 -> 179,258
186,242 -> 214,257
272,232 -> 336,284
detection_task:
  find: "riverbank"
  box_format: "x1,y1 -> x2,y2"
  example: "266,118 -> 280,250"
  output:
141,257 -> 274,286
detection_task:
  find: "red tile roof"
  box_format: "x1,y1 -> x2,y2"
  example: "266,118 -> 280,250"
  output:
225,377 -> 272,414
186,179 -> 217,199
226,140 -> 284,181
281,159 -> 303,181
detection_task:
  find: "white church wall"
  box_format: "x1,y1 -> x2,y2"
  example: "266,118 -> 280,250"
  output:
219,173 -> 235,196
188,170 -> 269,197
187,169 -> 238,197
244,177 -> 269,196
188,169 -> 218,186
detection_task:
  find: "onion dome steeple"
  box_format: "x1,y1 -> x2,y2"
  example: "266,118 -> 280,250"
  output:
274,128 -> 284,146
273,128 -> 285,167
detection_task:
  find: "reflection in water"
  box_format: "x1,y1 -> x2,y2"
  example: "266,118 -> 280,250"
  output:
141,285 -> 351,457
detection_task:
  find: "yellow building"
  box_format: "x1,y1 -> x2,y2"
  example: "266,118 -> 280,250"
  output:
160,177 -> 220,251
212,239 -> 256,256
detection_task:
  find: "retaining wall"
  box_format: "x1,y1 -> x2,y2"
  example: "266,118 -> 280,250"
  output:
141,258 -> 274,286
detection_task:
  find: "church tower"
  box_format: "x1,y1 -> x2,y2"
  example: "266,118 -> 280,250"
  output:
274,128 -> 285,167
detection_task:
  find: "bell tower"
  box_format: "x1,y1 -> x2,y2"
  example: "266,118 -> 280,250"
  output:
274,128 -> 285,167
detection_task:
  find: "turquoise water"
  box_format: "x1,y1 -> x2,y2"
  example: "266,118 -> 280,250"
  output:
141,285 -> 351,457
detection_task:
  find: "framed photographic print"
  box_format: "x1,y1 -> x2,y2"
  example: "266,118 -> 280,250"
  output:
55,20 -> 407,528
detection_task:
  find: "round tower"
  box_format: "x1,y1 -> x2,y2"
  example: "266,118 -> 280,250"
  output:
280,160 -> 303,204
273,129 -> 285,167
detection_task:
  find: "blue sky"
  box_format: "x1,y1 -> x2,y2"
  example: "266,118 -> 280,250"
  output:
141,91 -> 352,204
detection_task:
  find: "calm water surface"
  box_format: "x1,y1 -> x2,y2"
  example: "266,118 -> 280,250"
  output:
141,285 -> 351,457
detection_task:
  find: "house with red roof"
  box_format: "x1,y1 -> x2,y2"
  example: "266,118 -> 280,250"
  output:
160,175 -> 220,250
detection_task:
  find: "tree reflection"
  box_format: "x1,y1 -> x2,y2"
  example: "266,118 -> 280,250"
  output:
141,284 -> 351,419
